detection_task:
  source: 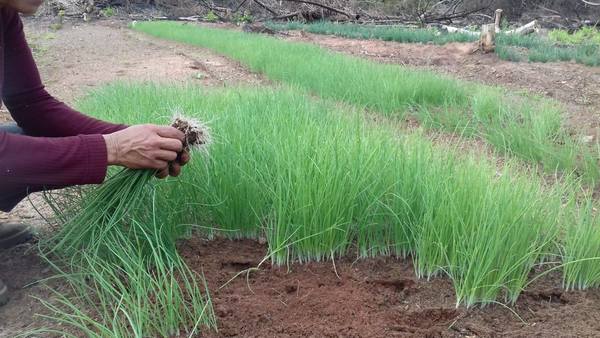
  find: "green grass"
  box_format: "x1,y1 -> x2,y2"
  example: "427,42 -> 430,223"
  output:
76,83 -> 581,308
266,21 -> 600,67
32,83 -> 600,336
267,21 -> 478,44
29,22 -> 600,335
131,21 -> 599,183
497,33 -> 600,66
549,27 -> 600,45
495,44 -> 524,62
562,201 -> 600,290
100,6 -> 116,17
34,223 -> 214,337
496,33 -> 545,49
134,21 -> 469,113
33,163 -> 216,336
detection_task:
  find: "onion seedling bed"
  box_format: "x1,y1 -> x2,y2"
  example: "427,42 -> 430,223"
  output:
33,84 -> 600,337
132,21 -> 599,184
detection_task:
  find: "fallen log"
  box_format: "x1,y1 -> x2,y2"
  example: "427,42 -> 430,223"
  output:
440,20 -> 537,37
354,19 -> 420,26
440,25 -> 479,36
132,15 -> 207,22
178,15 -> 201,22
505,20 -> 538,35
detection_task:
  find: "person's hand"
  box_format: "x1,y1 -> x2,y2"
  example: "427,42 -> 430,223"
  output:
155,151 -> 190,178
103,125 -> 189,178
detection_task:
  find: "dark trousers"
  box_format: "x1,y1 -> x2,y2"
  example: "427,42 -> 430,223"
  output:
0,123 -> 23,135
1,123 -> 25,212
0,122 -> 72,212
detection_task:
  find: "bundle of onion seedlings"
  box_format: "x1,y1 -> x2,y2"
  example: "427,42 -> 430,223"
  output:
36,115 -> 215,337
48,116 -> 211,257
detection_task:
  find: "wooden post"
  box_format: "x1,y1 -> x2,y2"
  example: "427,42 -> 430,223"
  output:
494,9 -> 503,33
480,23 -> 496,53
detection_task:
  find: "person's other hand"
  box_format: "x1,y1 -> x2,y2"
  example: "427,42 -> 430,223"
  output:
155,151 -> 190,179
103,125 -> 186,177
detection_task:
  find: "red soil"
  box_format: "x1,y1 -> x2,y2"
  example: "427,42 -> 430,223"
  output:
180,238 -> 600,337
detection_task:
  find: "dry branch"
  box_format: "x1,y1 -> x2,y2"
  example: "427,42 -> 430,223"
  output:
196,0 -> 228,12
581,0 -> 600,5
253,0 -> 278,15
233,0 -> 249,13
280,0 -> 355,19
420,2 -> 489,24
268,11 -> 301,21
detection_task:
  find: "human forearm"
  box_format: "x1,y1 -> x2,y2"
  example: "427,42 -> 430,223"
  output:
0,132 -> 108,186
5,88 -> 127,137
0,132 -> 109,211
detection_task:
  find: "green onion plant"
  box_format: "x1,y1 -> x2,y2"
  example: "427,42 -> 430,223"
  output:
73,84 -> 579,309
131,21 -> 599,184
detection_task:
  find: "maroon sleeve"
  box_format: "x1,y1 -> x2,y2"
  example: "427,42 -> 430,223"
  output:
0,8 -> 124,211
0,133 -> 109,211
2,9 -> 126,136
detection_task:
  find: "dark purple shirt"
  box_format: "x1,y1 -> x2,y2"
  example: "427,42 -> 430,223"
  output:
0,8 -> 125,211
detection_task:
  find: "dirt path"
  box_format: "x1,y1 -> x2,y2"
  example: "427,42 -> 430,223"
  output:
0,19 -> 265,337
286,32 -> 600,142
24,19 -> 265,104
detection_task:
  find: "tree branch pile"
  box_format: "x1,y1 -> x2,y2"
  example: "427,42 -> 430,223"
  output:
41,0 -> 600,30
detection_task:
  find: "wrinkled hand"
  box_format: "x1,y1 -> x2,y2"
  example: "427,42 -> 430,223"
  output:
103,125 -> 189,178
156,151 -> 190,178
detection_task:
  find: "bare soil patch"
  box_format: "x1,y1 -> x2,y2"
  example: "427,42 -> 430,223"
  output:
23,19 -> 266,104
0,241 -> 55,337
183,237 -> 600,338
